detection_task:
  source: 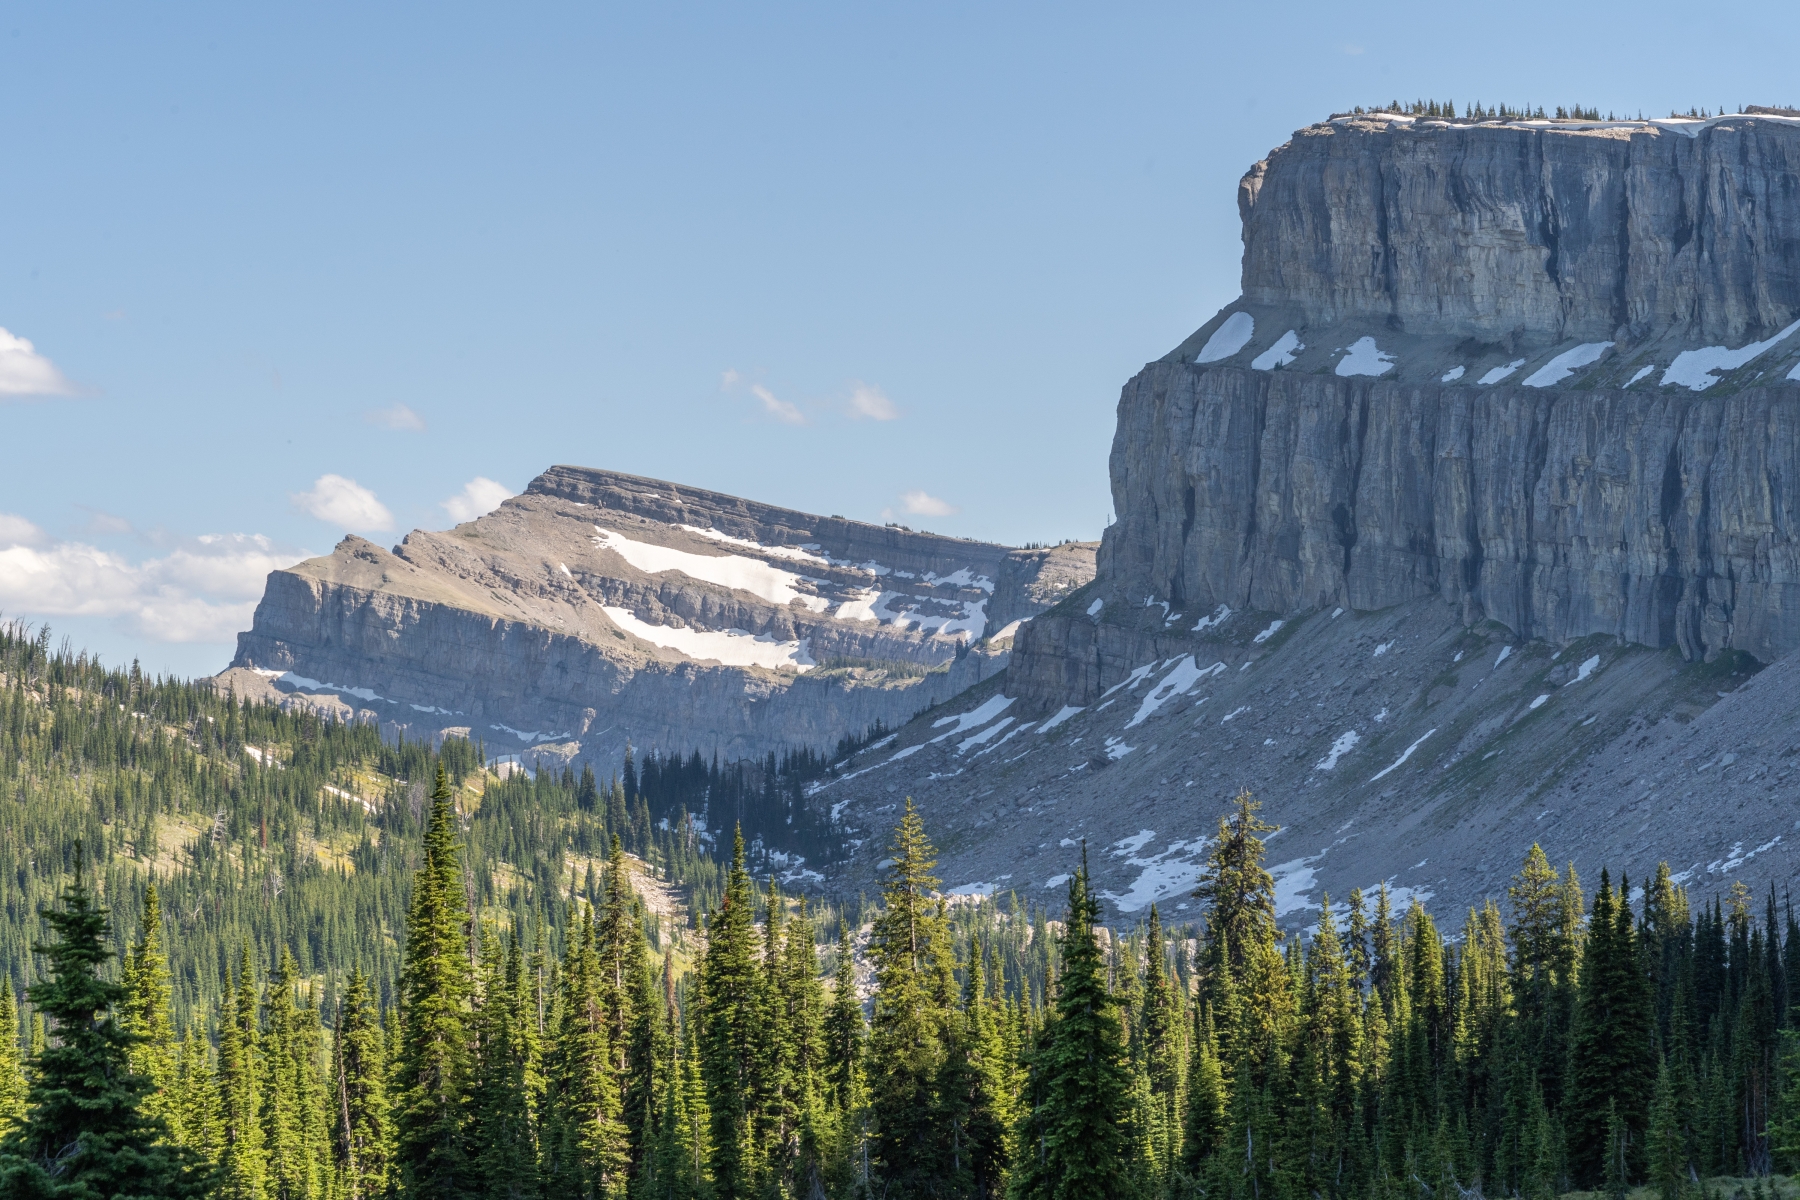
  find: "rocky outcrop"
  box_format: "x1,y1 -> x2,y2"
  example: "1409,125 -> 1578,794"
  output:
1009,111 -> 1800,711
231,466 -> 1095,769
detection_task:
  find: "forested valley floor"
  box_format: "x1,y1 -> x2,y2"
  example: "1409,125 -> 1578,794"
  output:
4,620 -> 1800,1200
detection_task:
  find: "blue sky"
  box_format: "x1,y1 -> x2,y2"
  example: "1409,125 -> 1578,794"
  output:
3,1 -> 1796,677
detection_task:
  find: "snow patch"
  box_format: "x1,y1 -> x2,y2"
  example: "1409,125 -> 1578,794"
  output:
1569,655 -> 1600,684
1335,337 -> 1396,377
1523,342 -> 1612,387
592,526 -> 822,609
928,694 -> 1016,743
603,606 -> 814,671
1663,320 -> 1800,390
1192,604 -> 1232,633
957,717 -> 1015,754
1253,619 -> 1284,644
277,673 -> 385,703
1040,705 -> 1084,733
1104,736 -> 1136,760
1315,730 -> 1360,771
1628,365 -> 1655,386
1251,330 -> 1303,370
1478,359 -> 1526,385
1495,646 -> 1512,667
1085,597 -> 1104,617
1195,311 -> 1255,363
1373,640 -> 1392,657
1125,657 -> 1222,728
1529,694 -> 1550,710
1369,729 -> 1436,782
1100,662 -> 1158,699
1440,365 -> 1466,383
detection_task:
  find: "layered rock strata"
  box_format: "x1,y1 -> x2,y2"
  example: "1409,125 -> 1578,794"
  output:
230,466 -> 1094,768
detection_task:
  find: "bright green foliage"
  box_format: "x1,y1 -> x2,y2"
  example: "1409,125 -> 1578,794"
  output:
333,967 -> 391,1200
0,985 -> 26,1139
697,828 -> 763,1200
823,926 -> 865,1111
0,846 -> 204,1198
120,883 -> 181,1143
1011,852 -> 1134,1200
866,799 -> 955,1197
394,765 -> 475,1198
218,948 -> 266,1200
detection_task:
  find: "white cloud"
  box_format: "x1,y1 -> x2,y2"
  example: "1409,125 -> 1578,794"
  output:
0,327 -> 77,397
441,477 -> 514,523
900,490 -> 959,517
847,381 -> 898,421
0,514 -> 46,547
0,522 -> 307,643
365,403 -> 426,432
291,475 -> 394,531
720,368 -> 743,389
750,384 -> 806,425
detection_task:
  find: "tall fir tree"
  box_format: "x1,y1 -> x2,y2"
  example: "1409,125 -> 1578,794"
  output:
1011,850 -> 1135,1200
699,827 -> 763,1200
394,763 -> 476,1198
0,986 -> 25,1141
332,967 -> 390,1200
218,946 -> 267,1200
0,846 -> 204,1198
866,799 -> 955,1198
120,882 -> 182,1144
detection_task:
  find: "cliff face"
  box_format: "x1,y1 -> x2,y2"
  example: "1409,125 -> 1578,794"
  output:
1238,112 -> 1800,344
230,466 -> 1094,767
1013,112 -> 1800,709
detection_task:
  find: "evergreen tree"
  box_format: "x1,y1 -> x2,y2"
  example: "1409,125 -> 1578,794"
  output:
1567,870 -> 1653,1186
0,846 -> 204,1198
218,947 -> 267,1200
0,986 -> 26,1140
1011,851 -> 1135,1200
937,934 -> 1012,1199
866,799 -> 955,1197
823,926 -> 865,1112
394,764 -> 475,1198
332,967 -> 390,1200
120,882 -> 181,1143
698,827 -> 763,1200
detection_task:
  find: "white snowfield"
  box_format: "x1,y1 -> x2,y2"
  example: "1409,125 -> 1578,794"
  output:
834,588 -> 988,640
1335,337 -> 1396,377
1252,330 -> 1303,370
1478,359 -> 1526,385
592,526 -> 828,611
278,673 -> 383,703
601,605 -> 815,671
1125,656 -> 1223,728
1523,342 -> 1612,387
1661,319 -> 1800,390
680,524 -> 831,566
1039,705 -> 1084,733
1440,366 -> 1466,383
1196,311 -> 1255,363
1370,728 -> 1435,782
928,694 -> 1015,743
1315,730 -> 1360,772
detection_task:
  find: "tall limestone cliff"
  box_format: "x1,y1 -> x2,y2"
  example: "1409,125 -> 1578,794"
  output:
1019,109 -> 1800,711
226,465 -> 1094,769
809,111 -> 1800,924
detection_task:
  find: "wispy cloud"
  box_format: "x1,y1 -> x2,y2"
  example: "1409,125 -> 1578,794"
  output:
900,490 -> 958,517
0,516 -> 307,643
847,381 -> 898,421
365,403 -> 427,432
441,477 -> 514,523
750,384 -> 806,425
291,475 -> 394,532
0,327 -> 77,397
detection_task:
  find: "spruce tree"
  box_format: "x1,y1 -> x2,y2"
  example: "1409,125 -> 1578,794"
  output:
698,827 -> 763,1200
1568,870 -> 1654,1186
394,763 -> 475,1198
0,986 -> 25,1140
936,934 -> 1012,1199
0,846 -> 204,1198
466,934 -> 540,1200
1011,851 -> 1135,1200
332,967 -> 389,1200
120,882 -> 181,1143
823,926 -> 865,1111
218,947 -> 267,1200
866,799 -> 954,1197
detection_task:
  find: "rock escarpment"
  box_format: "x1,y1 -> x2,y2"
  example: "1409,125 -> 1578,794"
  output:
230,466 -> 1094,768
1019,110 -> 1800,712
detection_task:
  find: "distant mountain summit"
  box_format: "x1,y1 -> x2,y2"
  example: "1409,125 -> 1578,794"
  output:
221,465 -> 1094,770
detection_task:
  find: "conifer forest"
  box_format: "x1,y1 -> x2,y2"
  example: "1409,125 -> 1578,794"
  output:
10,621 -> 1800,1200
